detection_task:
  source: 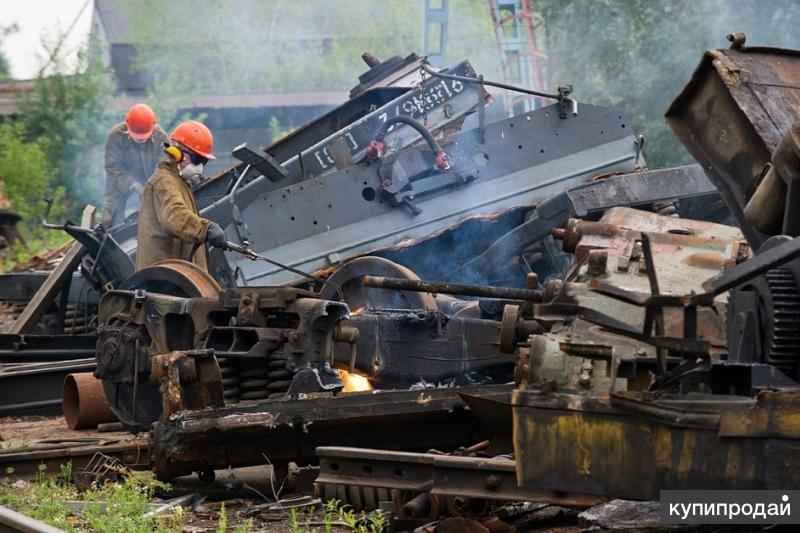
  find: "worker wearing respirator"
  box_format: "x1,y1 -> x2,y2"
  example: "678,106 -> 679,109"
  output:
103,103 -> 168,227
136,120 -> 228,271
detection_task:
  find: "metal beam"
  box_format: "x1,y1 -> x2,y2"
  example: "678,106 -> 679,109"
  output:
315,446 -> 606,507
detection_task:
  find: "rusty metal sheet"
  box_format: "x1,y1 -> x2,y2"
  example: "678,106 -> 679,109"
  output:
547,208 -> 742,365
512,387 -> 800,500
150,384 -> 511,480
719,389 -> 800,438
666,46 -> 800,245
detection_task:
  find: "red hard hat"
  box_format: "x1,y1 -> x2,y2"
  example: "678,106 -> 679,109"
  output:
171,120 -> 216,160
125,103 -> 157,141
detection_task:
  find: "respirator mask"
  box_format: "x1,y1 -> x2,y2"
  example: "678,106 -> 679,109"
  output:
180,162 -> 204,180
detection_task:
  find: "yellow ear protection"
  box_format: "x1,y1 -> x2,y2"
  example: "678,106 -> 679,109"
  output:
163,143 -> 183,163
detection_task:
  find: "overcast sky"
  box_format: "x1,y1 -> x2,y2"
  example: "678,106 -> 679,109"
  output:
1,0 -> 93,79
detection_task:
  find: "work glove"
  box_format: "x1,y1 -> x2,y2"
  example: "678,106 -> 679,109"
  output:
129,182 -> 144,196
206,223 -> 228,248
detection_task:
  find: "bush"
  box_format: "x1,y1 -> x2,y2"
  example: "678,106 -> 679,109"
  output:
0,122 -> 69,267
16,33 -> 116,224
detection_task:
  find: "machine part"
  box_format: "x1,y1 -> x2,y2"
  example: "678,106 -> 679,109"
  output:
271,60 -> 483,182
315,446 -> 605,510
743,122 -> 800,236
149,384 -> 508,480
513,387 -> 800,500
221,239 -> 343,300
376,147 -> 474,216
8,242 -> 85,335
202,102 -> 640,286
96,261 -> 222,431
519,333 -> 617,392
231,143 -> 288,182
367,115 -> 447,167
332,309 -> 512,386
442,165 -> 718,282
362,276 -> 544,301
529,207 -> 752,390
0,334 -> 97,364
0,359 -> 95,416
319,256 -> 437,311
118,259 -> 220,299
62,372 -> 117,430
194,86 -> 409,210
666,43 -> 800,246
743,162 -> 784,235
726,267 -> 800,379
207,287 -> 351,399
703,233 -> 800,297
9,205 -> 97,336
419,63 -> 570,109
193,58 -> 481,209
41,200 -> 135,292
149,350 -> 224,420
97,281 -> 353,429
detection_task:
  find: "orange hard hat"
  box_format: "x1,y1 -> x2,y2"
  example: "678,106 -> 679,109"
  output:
171,120 -> 216,160
125,103 -> 157,141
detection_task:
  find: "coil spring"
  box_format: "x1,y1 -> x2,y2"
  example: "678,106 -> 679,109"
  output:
218,356 -> 293,403
217,357 -> 240,403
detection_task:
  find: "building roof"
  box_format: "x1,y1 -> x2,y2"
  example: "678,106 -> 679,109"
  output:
93,0 -> 134,45
0,76 -> 347,116
114,90 -> 349,111
0,79 -> 35,116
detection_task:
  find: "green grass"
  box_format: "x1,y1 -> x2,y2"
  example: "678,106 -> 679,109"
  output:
288,499 -> 388,533
0,462 -> 185,532
0,464 -> 388,532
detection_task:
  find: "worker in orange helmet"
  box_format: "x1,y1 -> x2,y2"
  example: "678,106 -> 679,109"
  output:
103,103 -> 168,227
136,120 -> 229,271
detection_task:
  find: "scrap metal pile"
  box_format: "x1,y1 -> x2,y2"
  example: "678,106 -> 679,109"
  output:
3,35 -> 800,529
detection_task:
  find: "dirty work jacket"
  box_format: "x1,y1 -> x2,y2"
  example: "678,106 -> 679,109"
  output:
103,122 -> 169,226
136,160 -> 212,271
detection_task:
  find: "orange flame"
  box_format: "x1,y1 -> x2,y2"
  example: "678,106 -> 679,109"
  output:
338,369 -> 373,392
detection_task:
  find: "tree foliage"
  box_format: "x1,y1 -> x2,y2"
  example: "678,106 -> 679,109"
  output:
0,123 -> 69,264
1,31 -> 115,267
17,39 -> 117,214
538,0 -> 800,168
0,24 -> 18,80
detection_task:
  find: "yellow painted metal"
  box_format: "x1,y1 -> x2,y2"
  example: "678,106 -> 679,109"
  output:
512,387 -> 800,500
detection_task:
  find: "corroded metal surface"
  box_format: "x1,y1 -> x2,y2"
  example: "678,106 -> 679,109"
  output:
62,373 -> 116,430
517,207 -> 748,391
512,387 -> 800,500
315,446 -> 607,507
119,259 -> 221,299
666,45 -> 800,245
150,384 -> 509,480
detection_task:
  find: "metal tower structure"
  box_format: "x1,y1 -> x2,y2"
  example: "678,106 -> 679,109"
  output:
487,0 -> 549,115
422,0 -> 449,68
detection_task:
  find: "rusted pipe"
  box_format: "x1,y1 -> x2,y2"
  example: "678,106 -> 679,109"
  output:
62,373 -> 116,430
744,122 -> 800,236
362,276 -> 544,301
